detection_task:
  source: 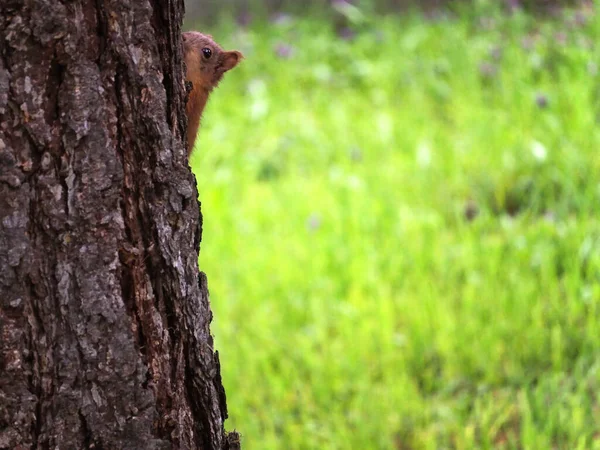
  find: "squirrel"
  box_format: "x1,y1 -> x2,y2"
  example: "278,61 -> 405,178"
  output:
183,32 -> 243,154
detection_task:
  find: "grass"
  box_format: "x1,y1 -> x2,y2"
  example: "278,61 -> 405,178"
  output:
189,4 -> 600,449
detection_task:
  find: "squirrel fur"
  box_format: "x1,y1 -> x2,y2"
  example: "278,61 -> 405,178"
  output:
183,32 -> 242,154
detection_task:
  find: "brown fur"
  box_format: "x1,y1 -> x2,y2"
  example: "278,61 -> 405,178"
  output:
183,32 -> 243,154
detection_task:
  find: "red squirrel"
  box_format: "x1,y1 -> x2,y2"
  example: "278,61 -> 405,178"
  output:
183,32 -> 243,154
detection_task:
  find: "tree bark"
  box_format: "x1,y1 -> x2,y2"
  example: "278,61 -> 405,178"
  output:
0,0 -> 239,448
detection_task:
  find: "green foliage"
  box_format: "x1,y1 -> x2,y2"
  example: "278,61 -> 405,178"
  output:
190,5 -> 600,449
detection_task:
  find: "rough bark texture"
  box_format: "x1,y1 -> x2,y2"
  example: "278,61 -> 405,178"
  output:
0,0 -> 239,448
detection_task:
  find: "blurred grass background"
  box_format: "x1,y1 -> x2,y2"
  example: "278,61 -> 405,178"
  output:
185,0 -> 584,25
186,1 -> 600,448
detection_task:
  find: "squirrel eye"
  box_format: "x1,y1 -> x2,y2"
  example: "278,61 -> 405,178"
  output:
202,47 -> 212,59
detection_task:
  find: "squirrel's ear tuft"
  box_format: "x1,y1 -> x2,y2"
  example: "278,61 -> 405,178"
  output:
221,51 -> 243,72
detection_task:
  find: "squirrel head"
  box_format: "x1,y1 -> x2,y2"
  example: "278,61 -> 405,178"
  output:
183,32 -> 243,91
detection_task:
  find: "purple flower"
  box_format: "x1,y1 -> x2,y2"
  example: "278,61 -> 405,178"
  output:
505,0 -> 521,12
574,11 -> 588,27
479,62 -> 497,79
307,214 -> 321,232
554,32 -> 567,46
338,27 -> 356,41
237,11 -> 252,27
489,46 -> 503,62
535,93 -> 549,109
274,43 -> 294,59
331,0 -> 351,7
521,36 -> 535,51
271,13 -> 293,26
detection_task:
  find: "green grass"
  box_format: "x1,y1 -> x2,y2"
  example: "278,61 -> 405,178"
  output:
189,5 -> 600,449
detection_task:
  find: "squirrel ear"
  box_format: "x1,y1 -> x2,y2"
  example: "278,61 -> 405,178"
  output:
221,51 -> 243,72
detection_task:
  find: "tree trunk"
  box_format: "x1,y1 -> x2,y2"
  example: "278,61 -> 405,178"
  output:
0,1 -> 239,449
